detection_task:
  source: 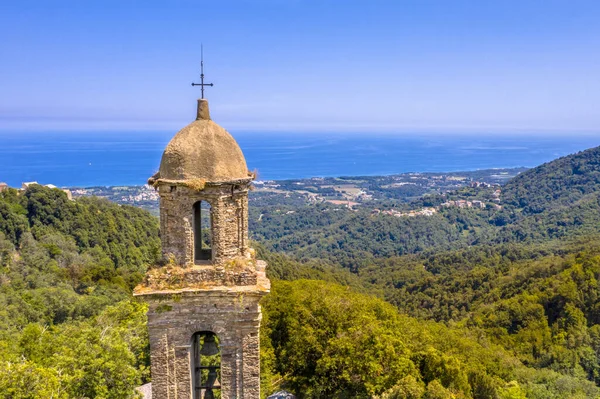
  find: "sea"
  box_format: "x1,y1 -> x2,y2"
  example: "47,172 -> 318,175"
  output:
0,131 -> 598,188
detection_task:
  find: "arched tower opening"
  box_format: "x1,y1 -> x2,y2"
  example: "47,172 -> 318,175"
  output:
192,331 -> 221,399
193,200 -> 212,262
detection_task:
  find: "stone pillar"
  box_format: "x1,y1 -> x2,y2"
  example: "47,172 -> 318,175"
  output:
211,194 -> 243,264
197,99 -> 210,120
158,185 -> 194,265
241,330 -> 261,398
148,333 -> 170,398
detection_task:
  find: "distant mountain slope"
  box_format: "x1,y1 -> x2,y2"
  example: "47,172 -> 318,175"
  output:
502,145 -> 600,214
491,145 -> 600,243
251,146 -> 600,266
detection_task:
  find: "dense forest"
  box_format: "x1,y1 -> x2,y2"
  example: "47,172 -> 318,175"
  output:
250,146 -> 600,270
0,185 -> 158,398
2,146 -> 600,398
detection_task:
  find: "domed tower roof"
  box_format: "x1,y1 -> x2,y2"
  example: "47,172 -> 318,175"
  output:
151,99 -> 251,184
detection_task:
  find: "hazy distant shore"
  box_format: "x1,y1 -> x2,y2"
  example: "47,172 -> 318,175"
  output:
0,132 -> 597,187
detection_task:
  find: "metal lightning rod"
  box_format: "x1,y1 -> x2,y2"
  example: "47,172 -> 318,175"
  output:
191,44 -> 214,98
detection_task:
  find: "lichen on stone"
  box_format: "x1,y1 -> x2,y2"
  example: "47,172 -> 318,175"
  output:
223,256 -> 255,272
184,178 -> 207,191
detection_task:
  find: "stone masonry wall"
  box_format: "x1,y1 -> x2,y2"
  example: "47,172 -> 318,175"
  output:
146,290 -> 265,399
158,184 -> 250,266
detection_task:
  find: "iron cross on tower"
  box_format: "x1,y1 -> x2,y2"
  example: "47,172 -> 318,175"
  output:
191,45 -> 213,99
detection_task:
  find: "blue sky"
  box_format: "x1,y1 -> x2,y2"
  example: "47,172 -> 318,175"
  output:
1,0 -> 599,133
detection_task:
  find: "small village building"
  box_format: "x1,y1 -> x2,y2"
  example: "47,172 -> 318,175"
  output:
0,182 -> 8,192
136,383 -> 153,399
472,200 -> 486,209
267,391 -> 296,399
43,183 -> 73,199
134,96 -> 269,399
21,181 -> 38,190
62,189 -> 73,200
21,182 -> 73,200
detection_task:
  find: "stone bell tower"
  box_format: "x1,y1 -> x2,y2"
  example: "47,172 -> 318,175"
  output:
134,97 -> 270,399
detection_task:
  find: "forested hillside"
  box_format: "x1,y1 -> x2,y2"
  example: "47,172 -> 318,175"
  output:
251,203 -> 500,269
502,146 -> 600,214
495,146 -> 600,243
255,146 -> 600,398
0,185 -> 159,398
250,146 -> 600,271
261,280 -> 600,399
3,146 -> 600,398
